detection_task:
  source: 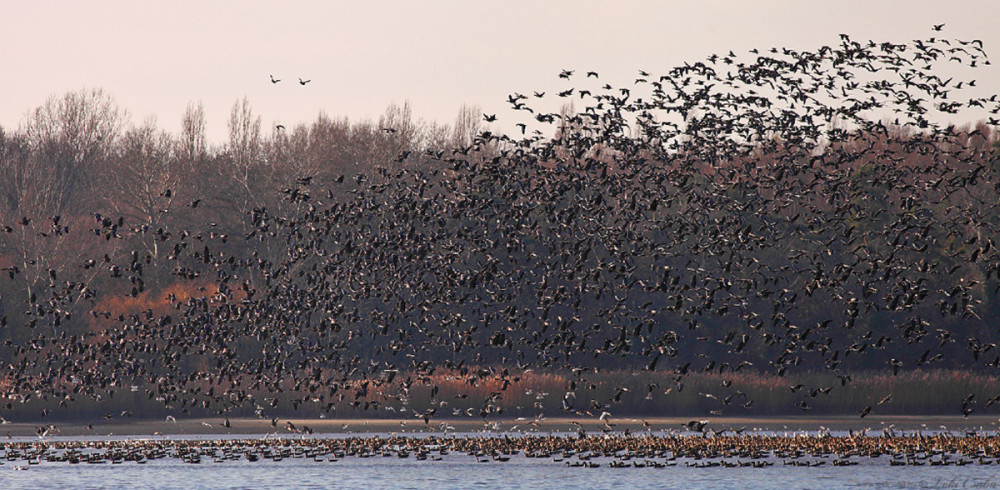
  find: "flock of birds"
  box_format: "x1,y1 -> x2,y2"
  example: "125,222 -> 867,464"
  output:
2,28 -> 1000,432
2,431 -> 1000,468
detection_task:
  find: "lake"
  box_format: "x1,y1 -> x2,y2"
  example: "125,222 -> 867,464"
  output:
2,450 -> 997,489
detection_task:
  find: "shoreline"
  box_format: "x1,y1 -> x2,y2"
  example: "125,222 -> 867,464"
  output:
4,414 -> 998,438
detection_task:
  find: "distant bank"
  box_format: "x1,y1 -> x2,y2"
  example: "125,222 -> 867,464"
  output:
5,415 -> 999,438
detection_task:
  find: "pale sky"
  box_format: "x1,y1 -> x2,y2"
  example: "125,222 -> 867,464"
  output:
1,0 -> 998,144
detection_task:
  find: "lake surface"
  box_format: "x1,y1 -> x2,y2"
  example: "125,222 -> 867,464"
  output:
2,451 -> 998,489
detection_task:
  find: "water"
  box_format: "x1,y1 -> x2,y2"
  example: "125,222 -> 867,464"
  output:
2,455 -> 996,489
1,446 -> 997,489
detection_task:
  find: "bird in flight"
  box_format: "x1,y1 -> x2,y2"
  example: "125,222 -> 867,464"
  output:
483,113 -> 497,122
933,23 -> 945,31
270,75 -> 281,84
299,78 -> 311,85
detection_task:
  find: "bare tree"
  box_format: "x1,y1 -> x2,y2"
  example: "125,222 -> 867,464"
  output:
228,97 -> 261,170
370,101 -> 416,168
180,101 -> 207,163
102,118 -> 178,259
308,112 -> 352,176
265,122 -> 322,184
226,97 -> 263,213
416,121 -> 452,152
19,88 -> 126,212
451,103 -> 481,148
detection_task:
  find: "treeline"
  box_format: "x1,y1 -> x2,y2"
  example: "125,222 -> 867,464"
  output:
0,90 -> 483,340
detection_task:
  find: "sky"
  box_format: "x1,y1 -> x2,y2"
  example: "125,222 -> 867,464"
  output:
1,0 -> 998,144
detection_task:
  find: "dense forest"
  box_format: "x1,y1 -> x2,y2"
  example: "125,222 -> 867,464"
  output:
1,33 -> 1000,422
